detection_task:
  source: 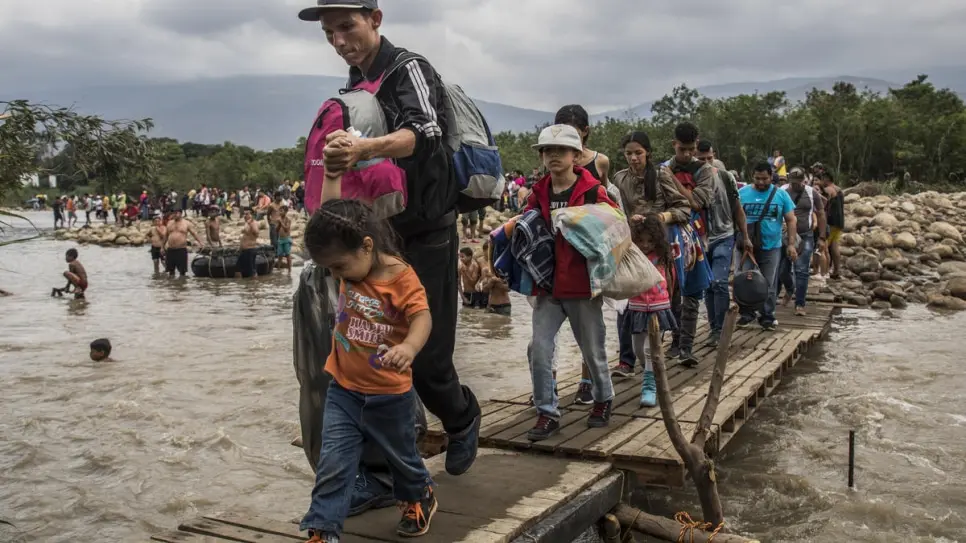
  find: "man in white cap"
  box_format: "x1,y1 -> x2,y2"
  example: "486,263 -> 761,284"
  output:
296,0 -> 481,518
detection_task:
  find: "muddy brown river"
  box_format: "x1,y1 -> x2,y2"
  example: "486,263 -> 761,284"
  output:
2,212 -> 964,542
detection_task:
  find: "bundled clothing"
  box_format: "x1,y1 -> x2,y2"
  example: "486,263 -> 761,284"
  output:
551,203 -> 631,298
510,210 -> 555,292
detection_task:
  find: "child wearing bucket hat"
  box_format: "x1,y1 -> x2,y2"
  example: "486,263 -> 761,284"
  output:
523,124 -> 618,442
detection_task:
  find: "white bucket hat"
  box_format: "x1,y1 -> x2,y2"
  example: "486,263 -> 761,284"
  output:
532,124 -> 583,152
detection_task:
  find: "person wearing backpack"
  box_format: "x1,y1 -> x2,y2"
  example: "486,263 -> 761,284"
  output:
297,0 -> 482,519
695,140 -> 753,347
737,161 -> 799,331
659,122 -> 715,366
779,167 -> 827,316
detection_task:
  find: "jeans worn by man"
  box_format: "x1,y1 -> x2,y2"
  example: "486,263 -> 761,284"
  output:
704,235 -> 735,346
738,247 -> 782,328
778,236 -> 815,311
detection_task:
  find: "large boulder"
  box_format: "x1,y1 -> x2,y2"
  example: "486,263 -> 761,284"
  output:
893,231 -> 917,250
899,201 -> 917,214
927,222 -> 963,243
866,230 -> 894,249
937,261 -> 966,276
840,233 -> 866,247
844,193 -> 861,204
851,202 -> 876,217
947,277 -> 966,300
872,213 -> 899,228
928,294 -> 966,311
846,253 -> 881,274
844,182 -> 881,198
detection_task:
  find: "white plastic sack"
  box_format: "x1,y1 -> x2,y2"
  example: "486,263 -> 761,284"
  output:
600,243 -> 663,300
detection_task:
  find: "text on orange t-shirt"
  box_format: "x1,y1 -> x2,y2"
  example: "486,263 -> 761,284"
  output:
326,265 -> 429,395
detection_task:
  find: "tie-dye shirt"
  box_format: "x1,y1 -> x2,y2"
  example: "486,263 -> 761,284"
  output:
326,266 -> 429,394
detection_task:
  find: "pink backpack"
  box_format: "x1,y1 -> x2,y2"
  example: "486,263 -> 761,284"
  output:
303,74 -> 407,218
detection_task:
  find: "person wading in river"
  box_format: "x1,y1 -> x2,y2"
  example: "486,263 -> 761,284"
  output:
162,209 -> 204,278
149,216 -> 167,273
237,210 -> 260,279
296,0 -> 481,516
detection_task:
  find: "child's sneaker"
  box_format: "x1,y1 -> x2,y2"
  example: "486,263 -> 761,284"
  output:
305,532 -> 338,543
397,487 -> 438,538
573,380 -> 593,405
587,400 -> 612,428
526,415 -> 560,441
639,371 -> 657,407
611,362 -> 634,379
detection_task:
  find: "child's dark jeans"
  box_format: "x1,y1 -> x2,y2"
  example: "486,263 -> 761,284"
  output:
300,381 -> 433,537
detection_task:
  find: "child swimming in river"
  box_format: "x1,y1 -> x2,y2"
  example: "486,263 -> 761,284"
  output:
299,199 -> 437,542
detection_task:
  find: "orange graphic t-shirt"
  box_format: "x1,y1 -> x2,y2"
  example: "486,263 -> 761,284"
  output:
326,266 -> 429,395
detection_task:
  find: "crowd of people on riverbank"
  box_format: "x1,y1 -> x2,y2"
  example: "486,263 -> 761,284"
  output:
287,3 -> 854,542
45,181 -> 307,230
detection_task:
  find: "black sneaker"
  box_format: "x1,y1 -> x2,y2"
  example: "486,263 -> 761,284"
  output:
737,315 -> 756,328
574,381 -> 593,405
397,487 -> 438,538
527,415 -> 560,441
705,331 -> 720,348
348,470 -> 395,516
761,321 -> 777,332
587,400 -> 612,428
679,351 -> 699,368
666,341 -> 681,359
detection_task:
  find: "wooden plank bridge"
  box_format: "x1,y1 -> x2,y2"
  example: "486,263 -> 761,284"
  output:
154,286 -> 837,543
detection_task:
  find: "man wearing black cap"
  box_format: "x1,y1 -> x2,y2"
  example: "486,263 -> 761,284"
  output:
296,0 -> 481,518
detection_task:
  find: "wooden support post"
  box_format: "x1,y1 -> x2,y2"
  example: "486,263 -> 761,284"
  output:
647,305 -> 739,532
613,504 -> 760,543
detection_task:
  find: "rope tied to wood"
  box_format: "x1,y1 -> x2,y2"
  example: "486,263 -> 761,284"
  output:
674,511 -> 724,542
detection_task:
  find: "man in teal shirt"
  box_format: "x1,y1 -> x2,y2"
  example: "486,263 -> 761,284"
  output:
738,161 -> 798,330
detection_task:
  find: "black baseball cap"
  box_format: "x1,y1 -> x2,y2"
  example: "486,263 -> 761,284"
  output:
298,0 -> 378,21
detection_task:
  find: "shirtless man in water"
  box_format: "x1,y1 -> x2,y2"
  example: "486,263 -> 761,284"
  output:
162,209 -> 204,277
149,216 -> 167,273
236,210 -> 260,278
275,206 -> 293,273
206,207 -> 223,248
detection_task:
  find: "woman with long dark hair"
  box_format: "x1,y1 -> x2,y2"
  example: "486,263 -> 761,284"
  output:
610,131 -> 693,377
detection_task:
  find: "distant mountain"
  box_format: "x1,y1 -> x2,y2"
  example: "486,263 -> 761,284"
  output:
4,67 -> 964,150
2,75 -> 554,150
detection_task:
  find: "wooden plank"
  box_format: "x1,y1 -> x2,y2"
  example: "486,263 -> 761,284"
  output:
510,472 -> 623,543
152,531 -> 223,542
553,414 -> 632,454
527,409 -> 593,452
202,513 -> 381,543
479,404 -> 532,439
582,417 -> 658,457
179,518 -> 299,542
344,448 -> 611,542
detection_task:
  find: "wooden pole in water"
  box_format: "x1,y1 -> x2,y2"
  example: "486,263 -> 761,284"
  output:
848,430 -> 855,488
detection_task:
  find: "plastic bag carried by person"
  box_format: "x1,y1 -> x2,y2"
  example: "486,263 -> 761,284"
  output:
600,242 -> 662,300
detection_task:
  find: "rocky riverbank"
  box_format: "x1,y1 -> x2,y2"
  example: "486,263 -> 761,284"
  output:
828,191 -> 966,311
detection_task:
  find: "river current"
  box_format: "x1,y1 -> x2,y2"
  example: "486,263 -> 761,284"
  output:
1,211 -> 964,542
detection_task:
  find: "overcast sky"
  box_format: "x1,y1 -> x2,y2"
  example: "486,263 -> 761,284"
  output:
2,0 -> 963,112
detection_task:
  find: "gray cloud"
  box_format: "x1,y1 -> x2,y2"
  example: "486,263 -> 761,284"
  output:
2,0 -> 964,112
